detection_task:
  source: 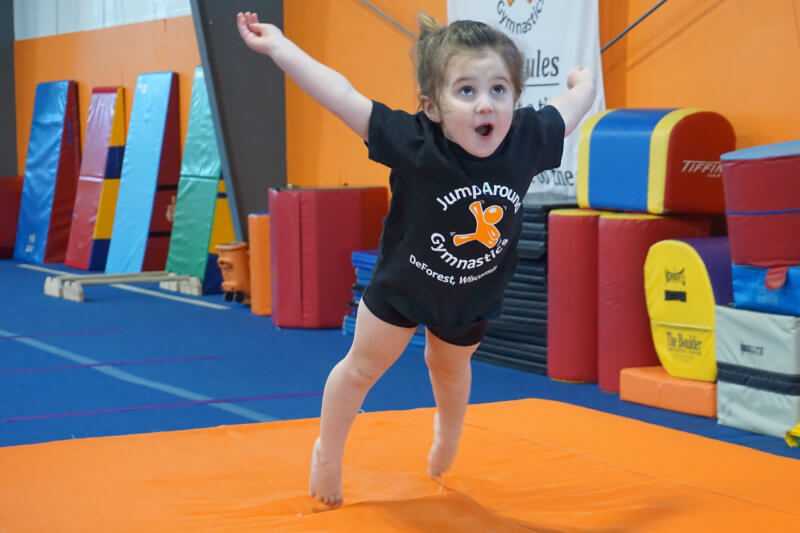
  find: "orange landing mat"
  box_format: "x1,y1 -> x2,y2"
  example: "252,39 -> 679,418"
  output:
1,399 -> 798,532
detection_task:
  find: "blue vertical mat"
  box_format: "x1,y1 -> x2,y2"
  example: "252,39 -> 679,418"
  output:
15,81 -> 73,263
105,72 -> 176,273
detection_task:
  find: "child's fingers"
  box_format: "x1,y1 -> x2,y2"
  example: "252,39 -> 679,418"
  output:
242,21 -> 259,37
236,14 -> 249,37
236,14 -> 253,39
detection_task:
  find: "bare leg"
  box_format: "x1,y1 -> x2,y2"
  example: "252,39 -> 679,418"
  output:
423,330 -> 478,478
309,301 -> 415,507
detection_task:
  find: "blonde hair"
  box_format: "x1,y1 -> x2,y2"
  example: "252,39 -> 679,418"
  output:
414,14 -> 524,109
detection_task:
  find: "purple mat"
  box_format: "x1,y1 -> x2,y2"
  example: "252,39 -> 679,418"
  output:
680,237 -> 733,305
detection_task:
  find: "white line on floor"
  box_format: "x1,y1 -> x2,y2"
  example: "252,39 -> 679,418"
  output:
0,327 -> 276,423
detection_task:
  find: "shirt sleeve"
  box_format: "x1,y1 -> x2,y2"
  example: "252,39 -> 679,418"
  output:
515,105 -> 566,173
536,105 -> 566,170
366,100 -> 427,171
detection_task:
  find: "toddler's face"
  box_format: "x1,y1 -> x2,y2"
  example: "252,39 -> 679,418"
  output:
425,49 -> 515,158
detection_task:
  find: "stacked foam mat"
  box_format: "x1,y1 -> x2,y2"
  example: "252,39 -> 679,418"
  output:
473,197 -> 568,374
269,187 -> 387,328
715,141 -> 800,443
548,108 -> 736,404
342,251 -> 426,350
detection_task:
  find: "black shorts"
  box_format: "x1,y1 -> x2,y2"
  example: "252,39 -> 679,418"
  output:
362,287 -> 487,347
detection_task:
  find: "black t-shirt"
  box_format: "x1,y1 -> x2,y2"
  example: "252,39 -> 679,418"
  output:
366,100 -> 565,327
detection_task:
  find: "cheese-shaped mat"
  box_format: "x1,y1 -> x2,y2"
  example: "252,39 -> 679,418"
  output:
577,109 -> 734,215
645,237 -> 732,382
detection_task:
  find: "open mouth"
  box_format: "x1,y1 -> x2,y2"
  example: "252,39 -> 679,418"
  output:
475,124 -> 494,137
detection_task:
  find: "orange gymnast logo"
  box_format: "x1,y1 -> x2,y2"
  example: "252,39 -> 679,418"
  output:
498,0 -> 544,35
453,201 -> 504,248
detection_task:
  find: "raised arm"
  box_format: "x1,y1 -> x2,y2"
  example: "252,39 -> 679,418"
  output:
236,11 -> 373,140
549,67 -> 597,137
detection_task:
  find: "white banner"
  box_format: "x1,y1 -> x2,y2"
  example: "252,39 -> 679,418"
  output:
448,0 -> 606,201
14,0 -> 191,40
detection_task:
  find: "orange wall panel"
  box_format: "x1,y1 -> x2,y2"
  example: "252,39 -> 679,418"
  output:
599,0 -> 630,108
284,1 -> 446,189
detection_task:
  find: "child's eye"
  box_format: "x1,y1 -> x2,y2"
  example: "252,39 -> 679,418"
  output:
458,86 -> 475,97
491,85 -> 507,95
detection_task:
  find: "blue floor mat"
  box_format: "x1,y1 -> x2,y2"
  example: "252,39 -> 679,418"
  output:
0,259 -> 798,461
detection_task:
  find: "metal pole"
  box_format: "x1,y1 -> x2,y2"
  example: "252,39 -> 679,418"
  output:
602,0 -> 669,53
359,0 -> 415,39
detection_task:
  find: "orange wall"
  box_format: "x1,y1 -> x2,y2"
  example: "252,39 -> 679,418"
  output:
284,1 -> 446,188
601,0 -> 800,148
14,17 -> 200,175
285,0 -> 800,187
14,2 -> 800,189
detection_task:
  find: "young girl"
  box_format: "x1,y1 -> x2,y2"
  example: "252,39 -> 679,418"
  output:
237,11 -> 595,507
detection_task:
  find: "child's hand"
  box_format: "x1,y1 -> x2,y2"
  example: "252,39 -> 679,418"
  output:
566,67 -> 592,90
550,66 -> 596,136
236,11 -> 283,57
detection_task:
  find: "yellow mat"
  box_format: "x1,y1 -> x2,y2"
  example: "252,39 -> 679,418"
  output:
1,399 -> 797,532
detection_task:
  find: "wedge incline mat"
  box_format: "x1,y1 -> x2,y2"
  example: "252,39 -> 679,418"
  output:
106,72 -> 180,273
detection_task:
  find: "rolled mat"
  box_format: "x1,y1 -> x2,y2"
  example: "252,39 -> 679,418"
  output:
598,213 -> 711,393
547,209 -> 602,383
248,213 -> 271,316
644,237 -> 732,382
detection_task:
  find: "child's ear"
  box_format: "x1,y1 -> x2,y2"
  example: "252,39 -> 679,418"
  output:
421,96 -> 441,123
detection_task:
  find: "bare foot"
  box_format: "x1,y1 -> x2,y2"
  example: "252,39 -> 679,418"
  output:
309,438 -> 343,507
427,413 -> 460,478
